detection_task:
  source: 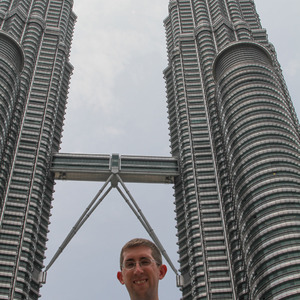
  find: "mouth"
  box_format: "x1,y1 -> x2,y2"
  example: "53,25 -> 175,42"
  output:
134,279 -> 148,285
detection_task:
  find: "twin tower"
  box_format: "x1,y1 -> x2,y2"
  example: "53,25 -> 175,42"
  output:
0,1 -> 299,299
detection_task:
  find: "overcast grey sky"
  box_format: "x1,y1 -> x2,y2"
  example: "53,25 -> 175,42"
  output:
41,1 -> 300,299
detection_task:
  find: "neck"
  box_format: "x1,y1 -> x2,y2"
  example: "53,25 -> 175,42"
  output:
130,296 -> 159,300
130,294 -> 158,300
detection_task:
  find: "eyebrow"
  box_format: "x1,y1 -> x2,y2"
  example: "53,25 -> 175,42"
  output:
125,256 -> 151,261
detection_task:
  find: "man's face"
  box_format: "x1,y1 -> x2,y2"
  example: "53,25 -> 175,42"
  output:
117,246 -> 167,300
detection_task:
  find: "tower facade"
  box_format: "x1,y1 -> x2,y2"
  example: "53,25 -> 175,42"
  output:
0,1 -> 75,299
164,0 -> 300,299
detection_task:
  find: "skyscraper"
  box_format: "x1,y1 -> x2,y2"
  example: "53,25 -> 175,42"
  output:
0,1 -> 299,300
164,0 -> 300,299
0,1 -> 76,299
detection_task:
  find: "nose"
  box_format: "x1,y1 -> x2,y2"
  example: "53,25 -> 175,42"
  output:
133,263 -> 144,274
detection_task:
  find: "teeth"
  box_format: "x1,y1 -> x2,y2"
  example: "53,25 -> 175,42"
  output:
135,280 -> 147,284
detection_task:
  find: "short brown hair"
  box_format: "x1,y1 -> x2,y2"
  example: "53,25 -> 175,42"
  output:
120,238 -> 162,269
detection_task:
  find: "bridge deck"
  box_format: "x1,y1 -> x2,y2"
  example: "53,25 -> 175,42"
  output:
51,153 -> 179,184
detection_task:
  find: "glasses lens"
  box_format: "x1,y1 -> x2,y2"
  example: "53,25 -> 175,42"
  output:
124,261 -> 135,269
140,258 -> 152,267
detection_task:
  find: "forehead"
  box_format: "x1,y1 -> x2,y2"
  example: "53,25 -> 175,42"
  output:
122,246 -> 153,261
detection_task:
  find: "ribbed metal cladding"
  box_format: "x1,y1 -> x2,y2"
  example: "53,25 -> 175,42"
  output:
0,33 -> 24,72
0,1 -> 76,299
165,0 -> 300,299
214,42 -> 300,300
164,0 -> 236,299
0,32 -> 24,191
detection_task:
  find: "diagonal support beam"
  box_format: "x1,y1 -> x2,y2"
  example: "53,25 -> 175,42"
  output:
44,174 -> 114,273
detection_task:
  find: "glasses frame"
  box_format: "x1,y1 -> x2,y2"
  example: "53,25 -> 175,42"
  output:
121,257 -> 159,270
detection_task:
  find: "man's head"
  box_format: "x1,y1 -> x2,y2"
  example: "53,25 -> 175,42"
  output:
117,238 -> 167,300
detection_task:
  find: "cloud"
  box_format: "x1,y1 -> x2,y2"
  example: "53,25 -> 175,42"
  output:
69,0 -> 167,114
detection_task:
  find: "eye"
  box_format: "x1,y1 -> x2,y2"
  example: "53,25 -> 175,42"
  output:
140,258 -> 151,267
125,261 -> 135,269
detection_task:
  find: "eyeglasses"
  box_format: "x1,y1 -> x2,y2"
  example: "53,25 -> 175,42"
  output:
122,257 -> 158,270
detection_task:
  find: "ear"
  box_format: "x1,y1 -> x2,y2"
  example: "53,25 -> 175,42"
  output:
117,271 -> 125,284
159,264 -> 167,280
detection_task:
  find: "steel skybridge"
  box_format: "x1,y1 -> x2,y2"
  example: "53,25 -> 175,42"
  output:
51,153 -> 179,184
42,153 -> 182,286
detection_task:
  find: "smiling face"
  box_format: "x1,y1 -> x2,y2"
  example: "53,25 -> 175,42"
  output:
117,246 -> 167,300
